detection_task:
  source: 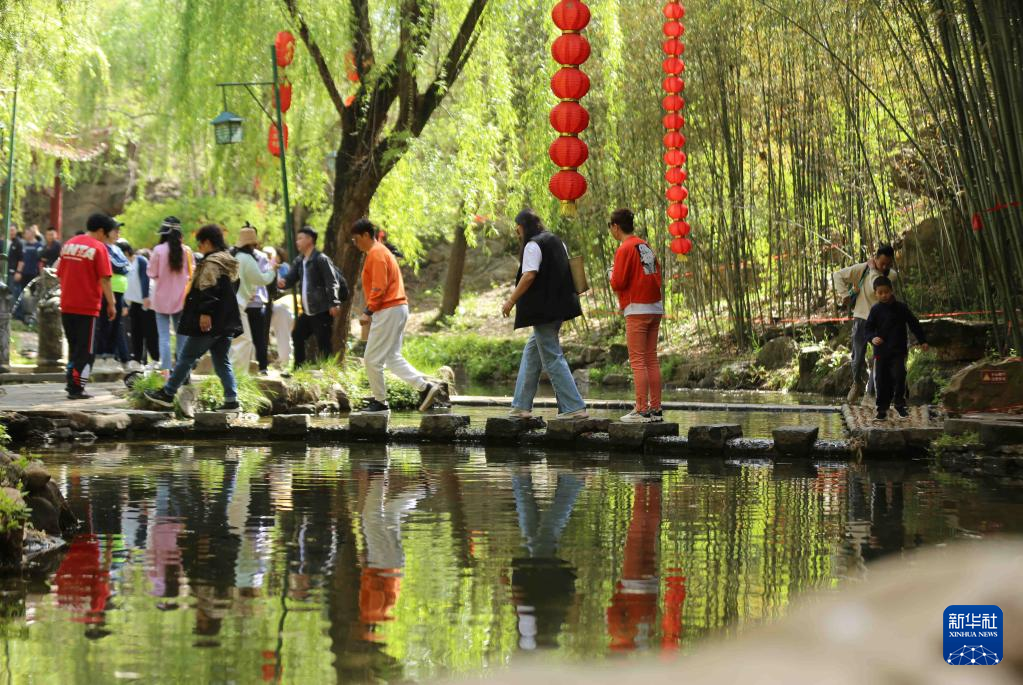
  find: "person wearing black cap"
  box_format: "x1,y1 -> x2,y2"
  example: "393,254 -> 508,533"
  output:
56,213 -> 119,399
277,226 -> 347,368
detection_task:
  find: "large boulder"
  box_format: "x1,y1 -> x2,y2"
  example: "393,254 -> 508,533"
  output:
941,358 -> 1023,414
757,337 -> 798,370
920,318 -> 991,362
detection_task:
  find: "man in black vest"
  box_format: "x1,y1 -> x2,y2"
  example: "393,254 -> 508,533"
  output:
502,209 -> 588,419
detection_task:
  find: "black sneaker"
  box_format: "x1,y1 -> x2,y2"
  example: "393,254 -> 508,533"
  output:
217,400 -> 241,412
418,382 -> 442,412
67,391 -> 93,400
875,410 -> 888,422
361,399 -> 390,415
646,409 -> 664,423
143,388 -> 176,408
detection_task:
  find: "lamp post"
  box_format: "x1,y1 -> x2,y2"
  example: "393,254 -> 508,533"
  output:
211,44 -> 295,262
0,80 -> 18,373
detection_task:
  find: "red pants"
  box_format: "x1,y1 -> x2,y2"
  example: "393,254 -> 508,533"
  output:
625,314 -> 662,412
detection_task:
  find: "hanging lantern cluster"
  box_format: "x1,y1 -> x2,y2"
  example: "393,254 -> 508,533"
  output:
549,1 -> 592,217
270,30 -> 296,157
662,2 -> 691,256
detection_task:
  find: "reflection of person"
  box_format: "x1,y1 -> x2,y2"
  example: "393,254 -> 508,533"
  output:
510,472 -> 583,650
831,245 -> 896,404
865,276 -> 928,421
503,209 -> 588,420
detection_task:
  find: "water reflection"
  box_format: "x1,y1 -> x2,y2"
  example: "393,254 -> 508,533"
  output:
1,443 -> 1020,684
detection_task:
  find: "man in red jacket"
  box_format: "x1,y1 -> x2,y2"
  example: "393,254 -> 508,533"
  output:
608,209 -> 664,423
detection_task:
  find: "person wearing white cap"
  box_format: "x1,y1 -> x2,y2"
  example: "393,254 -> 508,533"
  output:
229,224 -> 275,374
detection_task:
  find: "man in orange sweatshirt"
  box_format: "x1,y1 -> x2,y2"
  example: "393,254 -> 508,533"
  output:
609,208 -> 665,423
353,218 -> 440,415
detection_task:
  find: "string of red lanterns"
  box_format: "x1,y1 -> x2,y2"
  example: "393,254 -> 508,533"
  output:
269,30 -> 296,157
549,1 -> 592,216
662,2 -> 692,256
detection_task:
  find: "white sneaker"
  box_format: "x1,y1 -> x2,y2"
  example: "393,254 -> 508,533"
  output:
126,360 -> 143,371
508,408 -> 532,419
619,410 -> 651,424
556,409 -> 589,420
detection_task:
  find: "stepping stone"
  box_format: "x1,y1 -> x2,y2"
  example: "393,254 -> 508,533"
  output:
349,412 -> 389,439
545,417 -> 611,443
420,414 -> 470,440
946,416 -> 1023,447
688,424 -> 743,450
609,421 -> 680,449
862,428 -> 907,454
772,426 -> 819,457
485,416 -> 546,440
194,412 -> 231,431
272,413 -> 311,437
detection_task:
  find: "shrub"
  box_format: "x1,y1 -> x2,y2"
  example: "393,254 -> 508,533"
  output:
403,334 -> 523,382
0,490 -> 29,534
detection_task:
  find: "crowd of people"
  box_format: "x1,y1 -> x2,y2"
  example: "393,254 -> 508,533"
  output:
41,206 -> 924,423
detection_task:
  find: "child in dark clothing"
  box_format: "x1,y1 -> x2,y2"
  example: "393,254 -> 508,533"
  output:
865,276 -> 929,420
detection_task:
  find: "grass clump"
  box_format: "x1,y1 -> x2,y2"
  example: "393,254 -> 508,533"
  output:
403,334 -> 523,382
0,490 -> 29,534
292,356 -> 421,410
127,369 -> 273,414
931,431 -> 981,453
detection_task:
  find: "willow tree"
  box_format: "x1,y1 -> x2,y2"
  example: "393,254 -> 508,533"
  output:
281,0 -> 490,343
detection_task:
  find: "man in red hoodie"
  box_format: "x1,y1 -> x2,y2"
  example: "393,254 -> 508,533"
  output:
608,209 -> 664,423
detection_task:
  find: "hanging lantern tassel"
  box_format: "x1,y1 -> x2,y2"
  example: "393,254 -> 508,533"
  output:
549,1 -> 592,216
662,1 -> 690,254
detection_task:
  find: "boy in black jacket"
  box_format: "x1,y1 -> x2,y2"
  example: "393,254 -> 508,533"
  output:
865,276 -> 928,420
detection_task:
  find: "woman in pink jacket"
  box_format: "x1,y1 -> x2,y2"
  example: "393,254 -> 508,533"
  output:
147,217 -> 194,371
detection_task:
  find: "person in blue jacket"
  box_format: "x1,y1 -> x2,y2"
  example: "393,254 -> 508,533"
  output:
123,244 -> 159,368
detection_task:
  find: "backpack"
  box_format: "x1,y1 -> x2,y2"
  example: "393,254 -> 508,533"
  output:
320,252 -> 349,303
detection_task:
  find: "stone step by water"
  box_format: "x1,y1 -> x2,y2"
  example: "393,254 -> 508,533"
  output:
688,424 -> 743,450
420,414 -> 470,440
772,426 -> 819,457
945,415 -> 1023,447
609,421 -> 680,449
545,417 -> 611,443
349,412 -> 389,440
272,413 -> 312,437
194,412 -> 232,431
485,416 -> 546,441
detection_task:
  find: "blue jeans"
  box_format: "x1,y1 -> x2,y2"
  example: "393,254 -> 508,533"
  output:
511,321 -> 585,414
163,335 -> 237,402
155,311 -> 185,370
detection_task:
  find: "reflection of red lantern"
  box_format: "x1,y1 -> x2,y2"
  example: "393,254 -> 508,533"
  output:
551,68 -> 590,100
278,77 -> 292,113
552,34 -> 591,66
667,185 -> 689,202
663,38 -> 685,55
663,2 -> 685,20
669,221 -> 691,238
663,76 -> 685,93
665,167 -> 687,184
552,0 -> 591,30
667,203 -> 689,220
549,136 -> 589,168
664,149 -> 687,166
663,113 -> 685,130
549,170 -> 588,202
550,101 -> 590,134
663,131 -> 686,148
275,31 -> 296,67
268,124 -> 289,157
663,57 -> 685,74
671,237 -> 693,255
663,21 -> 683,37
662,95 -> 685,111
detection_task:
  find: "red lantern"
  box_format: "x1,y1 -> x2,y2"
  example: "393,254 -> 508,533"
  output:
551,68 -> 591,100
665,167 -> 687,184
344,94 -> 356,108
663,76 -> 684,93
275,31 -> 296,67
667,203 -> 689,220
669,221 -> 691,238
663,113 -> 685,130
972,213 -> 983,231
662,94 -> 685,111
549,170 -> 588,202
552,34 -> 591,66
278,77 -> 292,113
663,21 -> 683,38
667,185 -> 689,202
663,57 -> 685,74
268,123 -> 289,157
663,38 -> 686,55
663,3 -> 685,20
663,131 -> 686,148
664,149 -> 687,166
550,101 -> 590,134
552,0 -> 591,31
671,237 -> 693,255
549,136 -> 589,168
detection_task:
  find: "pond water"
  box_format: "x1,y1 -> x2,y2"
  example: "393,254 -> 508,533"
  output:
2,443 -> 1020,684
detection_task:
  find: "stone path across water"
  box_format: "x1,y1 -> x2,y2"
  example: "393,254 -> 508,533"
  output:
0,382 -> 128,413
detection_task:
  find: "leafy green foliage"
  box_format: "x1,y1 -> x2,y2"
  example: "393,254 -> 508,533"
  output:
403,334 -> 523,382
196,372 -> 271,414
0,424 -> 9,447
118,197 -> 281,251
931,431 -> 981,453
906,348 -> 951,403
0,490 -> 29,534
291,355 -> 421,410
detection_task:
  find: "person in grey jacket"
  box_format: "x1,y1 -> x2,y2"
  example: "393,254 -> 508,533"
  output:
277,226 -> 348,367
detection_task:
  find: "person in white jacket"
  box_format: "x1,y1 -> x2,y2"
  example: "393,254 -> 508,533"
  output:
230,226 -> 275,374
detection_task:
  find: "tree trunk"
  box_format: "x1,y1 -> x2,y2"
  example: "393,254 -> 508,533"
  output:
438,222 -> 469,320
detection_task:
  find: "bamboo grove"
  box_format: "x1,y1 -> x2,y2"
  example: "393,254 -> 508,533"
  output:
1,0 -> 1020,351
